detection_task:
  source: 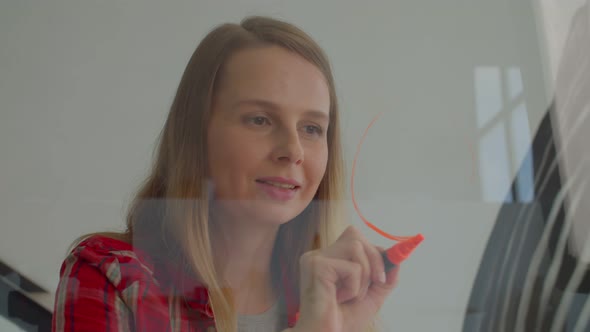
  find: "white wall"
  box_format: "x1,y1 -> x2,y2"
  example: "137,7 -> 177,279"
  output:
0,1 -> 550,331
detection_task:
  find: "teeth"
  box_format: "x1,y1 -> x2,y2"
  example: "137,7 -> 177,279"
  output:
261,181 -> 296,189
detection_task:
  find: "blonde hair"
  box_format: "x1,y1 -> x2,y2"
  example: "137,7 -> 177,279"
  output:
73,16 -> 358,332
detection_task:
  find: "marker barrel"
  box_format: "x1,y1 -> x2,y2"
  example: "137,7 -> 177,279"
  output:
381,251 -> 397,271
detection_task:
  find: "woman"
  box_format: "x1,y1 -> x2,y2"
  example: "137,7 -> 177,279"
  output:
51,16 -> 399,332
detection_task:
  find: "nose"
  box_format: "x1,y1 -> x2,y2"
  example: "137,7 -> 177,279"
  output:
272,129 -> 304,165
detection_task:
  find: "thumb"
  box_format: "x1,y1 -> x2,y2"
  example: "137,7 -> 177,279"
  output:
365,265 -> 400,308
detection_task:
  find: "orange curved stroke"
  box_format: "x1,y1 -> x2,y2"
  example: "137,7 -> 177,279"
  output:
351,112 -> 411,242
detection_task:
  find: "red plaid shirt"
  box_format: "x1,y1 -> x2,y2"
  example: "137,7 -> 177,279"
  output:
51,235 -> 299,331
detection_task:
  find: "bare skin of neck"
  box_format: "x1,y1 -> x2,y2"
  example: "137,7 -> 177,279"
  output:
211,213 -> 280,315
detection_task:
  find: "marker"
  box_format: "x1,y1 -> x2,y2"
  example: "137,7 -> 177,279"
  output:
381,233 -> 424,271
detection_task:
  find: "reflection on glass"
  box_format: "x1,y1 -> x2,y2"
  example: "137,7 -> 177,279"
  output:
475,66 -> 533,203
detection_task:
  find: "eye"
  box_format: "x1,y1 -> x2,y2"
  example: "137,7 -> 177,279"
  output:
247,116 -> 270,126
303,125 -> 323,136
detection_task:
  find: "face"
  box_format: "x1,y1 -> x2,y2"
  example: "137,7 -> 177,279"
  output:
207,45 -> 330,227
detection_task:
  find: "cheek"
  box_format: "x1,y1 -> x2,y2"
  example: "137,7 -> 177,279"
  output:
208,128 -> 240,179
307,145 -> 329,184
208,129 -> 266,177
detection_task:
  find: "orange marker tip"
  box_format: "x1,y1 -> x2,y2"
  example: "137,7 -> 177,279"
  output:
412,233 -> 425,244
382,233 -> 425,270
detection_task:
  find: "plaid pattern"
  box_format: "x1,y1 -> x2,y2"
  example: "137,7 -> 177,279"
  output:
52,235 -> 299,331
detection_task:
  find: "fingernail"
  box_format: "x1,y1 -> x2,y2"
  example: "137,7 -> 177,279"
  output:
379,272 -> 386,283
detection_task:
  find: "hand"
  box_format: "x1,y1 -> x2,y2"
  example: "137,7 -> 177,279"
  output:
293,226 -> 400,332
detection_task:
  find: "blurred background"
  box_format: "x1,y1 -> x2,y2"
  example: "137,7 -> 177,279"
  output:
1,0 -> 588,331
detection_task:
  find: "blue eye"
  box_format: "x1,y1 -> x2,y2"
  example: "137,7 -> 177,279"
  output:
304,125 -> 323,136
248,116 -> 270,126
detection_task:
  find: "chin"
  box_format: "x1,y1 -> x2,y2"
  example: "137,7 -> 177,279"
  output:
247,200 -> 310,226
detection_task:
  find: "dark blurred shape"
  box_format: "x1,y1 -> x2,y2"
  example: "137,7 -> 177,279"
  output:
7,291 -> 51,332
463,2 -> 590,331
1,260 -> 52,332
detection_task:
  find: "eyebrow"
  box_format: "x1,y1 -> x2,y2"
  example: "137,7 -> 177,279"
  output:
233,99 -> 330,121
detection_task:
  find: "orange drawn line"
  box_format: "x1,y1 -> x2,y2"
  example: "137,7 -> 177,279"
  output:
351,112 -> 411,242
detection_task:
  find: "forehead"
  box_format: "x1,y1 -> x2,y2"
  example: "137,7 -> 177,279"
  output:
215,46 -> 331,114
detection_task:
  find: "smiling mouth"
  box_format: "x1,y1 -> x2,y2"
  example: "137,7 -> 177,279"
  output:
255,179 -> 299,190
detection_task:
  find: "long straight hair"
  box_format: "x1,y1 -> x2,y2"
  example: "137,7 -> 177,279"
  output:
74,16 -> 348,332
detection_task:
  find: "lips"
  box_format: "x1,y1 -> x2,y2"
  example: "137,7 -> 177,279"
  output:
257,181 -> 296,189
255,177 -> 302,189
255,177 -> 301,201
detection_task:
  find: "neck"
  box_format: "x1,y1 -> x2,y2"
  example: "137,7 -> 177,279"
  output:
210,211 -> 280,314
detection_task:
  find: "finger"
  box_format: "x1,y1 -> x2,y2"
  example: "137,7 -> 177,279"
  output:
337,227 -> 386,287
385,264 -> 400,287
365,242 -> 386,285
299,253 -> 363,304
338,225 -> 363,241
337,227 -> 374,279
331,257 -> 363,303
373,264 -> 400,290
349,240 -> 371,299
366,265 -> 400,308
322,239 -> 371,299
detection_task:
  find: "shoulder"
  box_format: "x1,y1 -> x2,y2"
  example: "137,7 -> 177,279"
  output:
53,236 -> 180,331
59,234 -> 157,290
